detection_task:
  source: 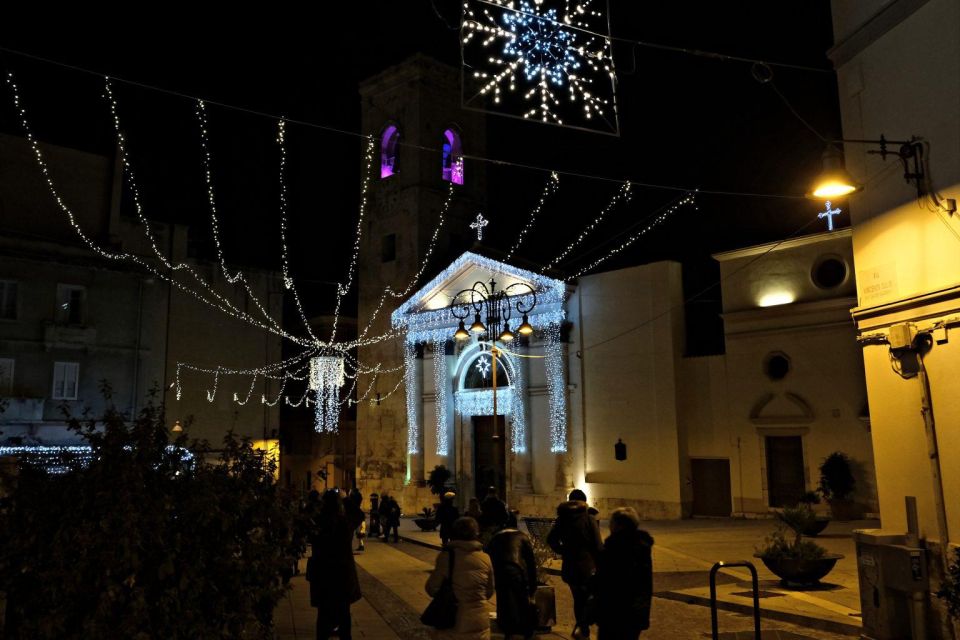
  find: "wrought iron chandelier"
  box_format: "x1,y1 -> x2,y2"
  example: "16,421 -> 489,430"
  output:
450,278 -> 537,343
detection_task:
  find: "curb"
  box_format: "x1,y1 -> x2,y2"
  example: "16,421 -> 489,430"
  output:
400,535 -> 563,576
653,590 -> 861,637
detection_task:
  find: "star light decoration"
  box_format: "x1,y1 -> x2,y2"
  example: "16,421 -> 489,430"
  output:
461,0 -> 619,134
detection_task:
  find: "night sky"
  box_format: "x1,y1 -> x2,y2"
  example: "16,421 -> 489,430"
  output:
0,2 -> 840,354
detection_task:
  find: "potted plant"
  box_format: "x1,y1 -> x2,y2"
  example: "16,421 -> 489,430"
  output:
414,507 -> 439,531
796,491 -> 830,536
755,506 -> 843,587
819,451 -> 857,521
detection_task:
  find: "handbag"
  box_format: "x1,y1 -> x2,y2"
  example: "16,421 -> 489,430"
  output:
421,549 -> 458,629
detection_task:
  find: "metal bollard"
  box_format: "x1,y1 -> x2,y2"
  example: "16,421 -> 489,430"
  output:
709,560 -> 761,640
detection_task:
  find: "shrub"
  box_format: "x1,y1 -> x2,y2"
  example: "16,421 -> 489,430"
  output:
819,451 -> 856,501
0,389 -> 300,638
426,464 -> 452,496
937,547 -> 960,621
759,504 -> 828,561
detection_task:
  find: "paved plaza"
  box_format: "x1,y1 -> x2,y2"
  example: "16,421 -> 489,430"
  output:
275,516 -> 876,639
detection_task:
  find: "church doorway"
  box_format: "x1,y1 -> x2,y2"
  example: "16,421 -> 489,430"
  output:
472,415 -> 506,500
690,458 -> 732,517
765,435 -> 806,507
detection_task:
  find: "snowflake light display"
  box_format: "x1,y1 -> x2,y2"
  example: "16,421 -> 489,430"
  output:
461,0 -> 619,134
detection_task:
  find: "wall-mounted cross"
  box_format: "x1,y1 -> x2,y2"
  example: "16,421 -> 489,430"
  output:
819,201 -> 842,231
470,212 -> 489,241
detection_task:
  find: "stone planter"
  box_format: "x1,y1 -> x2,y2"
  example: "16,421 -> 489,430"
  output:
754,552 -> 844,587
414,518 -> 438,531
800,516 -> 831,537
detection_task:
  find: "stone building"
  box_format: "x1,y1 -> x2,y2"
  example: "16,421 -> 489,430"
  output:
0,132 -> 283,458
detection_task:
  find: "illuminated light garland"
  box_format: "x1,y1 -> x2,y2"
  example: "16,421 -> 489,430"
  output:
276,118 -> 321,342
353,182 -> 457,343
505,171 -> 560,261
433,340 -> 450,456
543,180 -> 631,272
454,388 -> 513,417
309,356 -> 345,433
5,72 -> 327,350
0,445 -> 193,475
544,323 -> 567,453
567,192 -> 697,279
461,0 -> 619,133
405,343 -> 420,454
195,100 -> 284,333
232,374 -> 258,406
329,135 -> 377,344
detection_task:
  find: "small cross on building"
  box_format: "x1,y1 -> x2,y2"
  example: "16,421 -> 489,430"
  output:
819,201 -> 842,231
470,213 -> 489,241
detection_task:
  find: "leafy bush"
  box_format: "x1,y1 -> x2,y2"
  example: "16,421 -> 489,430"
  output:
937,547 -> 960,621
0,389 -> 301,638
758,529 -> 827,562
759,504 -> 828,561
819,451 -> 855,501
799,490 -> 821,505
426,464 -> 452,496
775,504 -> 820,535
420,506 -> 436,519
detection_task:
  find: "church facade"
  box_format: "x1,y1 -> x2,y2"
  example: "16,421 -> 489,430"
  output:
354,55 -> 878,519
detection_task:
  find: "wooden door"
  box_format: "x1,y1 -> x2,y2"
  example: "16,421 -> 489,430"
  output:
473,415 -> 506,499
765,436 -> 805,508
690,458 -> 732,517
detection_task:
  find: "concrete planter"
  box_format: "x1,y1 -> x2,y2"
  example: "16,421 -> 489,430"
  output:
754,552 -> 844,586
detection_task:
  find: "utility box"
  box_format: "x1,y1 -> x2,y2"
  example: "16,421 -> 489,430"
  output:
854,530 -> 928,640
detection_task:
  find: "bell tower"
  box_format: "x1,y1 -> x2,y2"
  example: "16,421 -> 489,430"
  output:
356,54 -> 487,502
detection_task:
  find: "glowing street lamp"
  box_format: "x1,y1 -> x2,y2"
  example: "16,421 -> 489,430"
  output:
807,146 -> 861,199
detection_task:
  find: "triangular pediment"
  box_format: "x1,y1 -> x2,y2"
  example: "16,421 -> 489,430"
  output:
391,251 -> 565,326
750,392 -> 814,425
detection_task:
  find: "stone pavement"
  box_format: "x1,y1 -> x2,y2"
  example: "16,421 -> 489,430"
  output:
278,530 -> 858,639
399,516 -> 878,636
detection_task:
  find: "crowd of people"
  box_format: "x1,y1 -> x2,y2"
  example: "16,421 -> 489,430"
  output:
299,487 -> 654,640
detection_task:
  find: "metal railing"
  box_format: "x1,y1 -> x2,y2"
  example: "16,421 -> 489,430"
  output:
709,560 -> 761,640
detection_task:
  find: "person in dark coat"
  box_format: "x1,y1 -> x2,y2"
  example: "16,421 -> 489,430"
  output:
437,491 -> 460,547
593,507 -> 653,640
381,493 -> 401,542
345,488 -> 366,551
307,490 -> 361,640
486,527 -> 539,640
479,486 -> 509,542
546,489 -> 603,640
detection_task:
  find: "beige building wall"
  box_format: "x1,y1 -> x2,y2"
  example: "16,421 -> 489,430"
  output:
831,0 -> 960,575
678,230 -> 876,518
575,262 -> 686,518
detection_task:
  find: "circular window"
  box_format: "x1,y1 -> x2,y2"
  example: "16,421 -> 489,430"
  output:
812,256 -> 847,289
764,353 -> 791,381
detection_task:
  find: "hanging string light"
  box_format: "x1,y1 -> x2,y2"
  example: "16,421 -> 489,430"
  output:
309,355 -> 346,433
505,171 -> 560,261
542,180 -> 631,272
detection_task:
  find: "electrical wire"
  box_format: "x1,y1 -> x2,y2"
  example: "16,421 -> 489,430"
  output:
469,0 -> 834,75
0,45 -> 808,200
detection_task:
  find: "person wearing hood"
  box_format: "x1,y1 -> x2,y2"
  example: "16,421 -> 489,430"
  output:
486,525 -> 538,640
592,507 -> 653,639
425,516 -> 495,639
437,491 -> 460,547
546,489 -> 603,640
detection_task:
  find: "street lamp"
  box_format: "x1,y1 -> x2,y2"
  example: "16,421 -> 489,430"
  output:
450,278 -> 538,441
807,136 -> 926,201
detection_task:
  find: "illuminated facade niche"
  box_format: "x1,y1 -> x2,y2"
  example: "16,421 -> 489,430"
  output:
392,251 -> 567,466
441,128 -> 464,185
380,123 -> 400,179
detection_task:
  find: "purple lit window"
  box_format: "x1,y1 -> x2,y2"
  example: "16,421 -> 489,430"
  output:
380,125 -> 400,179
441,128 -> 464,185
